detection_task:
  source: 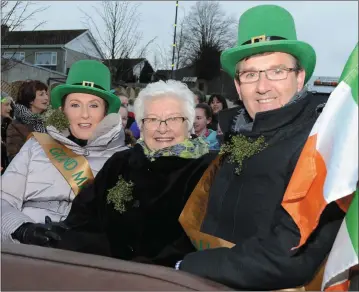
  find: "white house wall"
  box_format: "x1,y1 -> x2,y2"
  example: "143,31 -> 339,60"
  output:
1,59 -> 66,85
65,32 -> 102,59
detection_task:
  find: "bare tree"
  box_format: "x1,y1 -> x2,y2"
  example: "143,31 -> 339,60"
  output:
1,1 -> 49,72
1,1 -> 48,32
80,1 -> 156,84
180,1 -> 236,77
80,1 -> 142,60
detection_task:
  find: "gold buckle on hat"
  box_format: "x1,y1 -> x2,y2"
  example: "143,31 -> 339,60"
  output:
82,81 -> 94,87
251,35 -> 266,44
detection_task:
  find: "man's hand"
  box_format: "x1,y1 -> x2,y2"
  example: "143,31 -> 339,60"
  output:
12,216 -> 69,247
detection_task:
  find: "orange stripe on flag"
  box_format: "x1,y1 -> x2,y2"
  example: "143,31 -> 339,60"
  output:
325,280 -> 350,291
282,135 -> 328,247
336,195 -> 354,213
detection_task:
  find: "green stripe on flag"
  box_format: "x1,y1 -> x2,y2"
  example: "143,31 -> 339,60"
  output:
339,44 -> 358,104
346,189 -> 358,256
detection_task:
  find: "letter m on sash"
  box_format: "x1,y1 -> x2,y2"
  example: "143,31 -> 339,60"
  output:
72,171 -> 87,187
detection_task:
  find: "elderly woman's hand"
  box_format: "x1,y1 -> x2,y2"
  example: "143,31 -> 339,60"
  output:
12,216 -> 69,247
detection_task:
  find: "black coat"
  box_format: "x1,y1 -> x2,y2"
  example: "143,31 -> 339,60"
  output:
179,93 -> 345,290
59,144 -> 217,264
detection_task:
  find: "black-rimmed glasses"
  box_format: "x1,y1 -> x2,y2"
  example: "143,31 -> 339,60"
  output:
142,117 -> 187,130
236,68 -> 298,84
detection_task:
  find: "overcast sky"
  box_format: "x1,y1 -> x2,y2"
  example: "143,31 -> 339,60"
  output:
20,1 -> 358,77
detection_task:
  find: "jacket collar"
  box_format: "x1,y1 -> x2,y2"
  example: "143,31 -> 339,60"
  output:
251,91 -> 311,134
46,113 -> 126,153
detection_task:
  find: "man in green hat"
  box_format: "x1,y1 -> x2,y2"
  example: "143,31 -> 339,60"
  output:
176,5 -> 344,290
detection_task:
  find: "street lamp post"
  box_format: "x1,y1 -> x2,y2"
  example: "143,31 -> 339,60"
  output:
171,1 -> 179,79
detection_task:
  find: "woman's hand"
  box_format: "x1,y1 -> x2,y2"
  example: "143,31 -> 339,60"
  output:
12,216 -> 69,247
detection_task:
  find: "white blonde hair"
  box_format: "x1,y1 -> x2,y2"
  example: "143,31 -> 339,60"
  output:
134,80 -> 195,131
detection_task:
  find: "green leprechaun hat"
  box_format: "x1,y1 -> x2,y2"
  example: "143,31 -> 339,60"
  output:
221,5 -> 316,84
51,60 -> 120,114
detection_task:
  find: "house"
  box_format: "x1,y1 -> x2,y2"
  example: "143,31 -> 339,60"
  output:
104,58 -> 154,86
1,25 -> 104,77
153,65 -> 239,102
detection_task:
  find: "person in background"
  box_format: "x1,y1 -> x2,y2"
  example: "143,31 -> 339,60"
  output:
207,93 -> 228,131
113,89 -> 141,139
1,92 -> 13,174
119,105 -> 136,147
191,88 -> 206,105
194,104 -> 219,150
1,60 -> 127,245
208,93 -> 228,114
6,80 -> 49,161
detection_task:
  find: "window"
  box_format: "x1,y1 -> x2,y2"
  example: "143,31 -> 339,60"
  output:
2,52 -> 25,61
35,52 -> 57,66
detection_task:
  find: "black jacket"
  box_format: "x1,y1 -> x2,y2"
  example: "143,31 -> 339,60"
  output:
59,144 -> 217,263
179,93 -> 345,290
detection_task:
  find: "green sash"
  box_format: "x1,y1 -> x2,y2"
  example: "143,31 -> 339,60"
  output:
31,132 -> 94,195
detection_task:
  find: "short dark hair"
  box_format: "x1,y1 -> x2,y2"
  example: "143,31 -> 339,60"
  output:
61,94 -> 109,115
195,103 -> 213,120
208,94 -> 228,110
17,80 -> 48,109
191,88 -> 206,104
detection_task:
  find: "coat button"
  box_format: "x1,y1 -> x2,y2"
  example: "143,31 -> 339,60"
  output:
133,200 -> 140,208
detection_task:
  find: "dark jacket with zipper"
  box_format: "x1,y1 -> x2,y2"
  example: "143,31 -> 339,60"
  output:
179,93 -> 345,290
58,144 -> 217,263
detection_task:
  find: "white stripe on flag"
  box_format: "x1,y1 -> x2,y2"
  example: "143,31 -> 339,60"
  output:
322,219 -> 358,290
313,81 -> 358,203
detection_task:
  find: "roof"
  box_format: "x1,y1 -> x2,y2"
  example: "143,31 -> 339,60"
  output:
104,58 -> 145,70
2,29 -> 87,46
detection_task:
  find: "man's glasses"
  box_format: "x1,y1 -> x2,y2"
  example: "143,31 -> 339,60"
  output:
142,116 -> 187,130
236,68 -> 298,84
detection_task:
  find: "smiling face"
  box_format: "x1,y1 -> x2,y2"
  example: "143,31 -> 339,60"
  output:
194,108 -> 211,135
142,96 -> 188,151
30,90 -> 49,114
63,93 -> 106,140
235,52 -> 305,119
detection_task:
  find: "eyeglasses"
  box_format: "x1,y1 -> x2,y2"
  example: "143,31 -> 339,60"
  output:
236,68 -> 298,84
142,116 -> 187,130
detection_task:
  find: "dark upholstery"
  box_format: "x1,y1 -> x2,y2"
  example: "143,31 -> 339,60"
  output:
1,243 -> 231,291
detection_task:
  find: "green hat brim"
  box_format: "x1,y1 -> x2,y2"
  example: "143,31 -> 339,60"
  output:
221,40 -> 316,84
51,85 -> 121,114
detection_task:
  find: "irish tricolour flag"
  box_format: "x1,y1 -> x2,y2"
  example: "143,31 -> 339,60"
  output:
282,43 -> 358,290
323,190 -> 358,290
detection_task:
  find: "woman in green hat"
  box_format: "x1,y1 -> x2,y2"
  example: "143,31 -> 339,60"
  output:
1,60 -> 127,245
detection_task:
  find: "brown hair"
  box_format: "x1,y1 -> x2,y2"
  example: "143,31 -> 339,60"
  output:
17,80 -> 48,108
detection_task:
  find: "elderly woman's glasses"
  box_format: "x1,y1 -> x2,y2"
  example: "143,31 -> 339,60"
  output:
236,68 -> 298,84
142,117 -> 187,130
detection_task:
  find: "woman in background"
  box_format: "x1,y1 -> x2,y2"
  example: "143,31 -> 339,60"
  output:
6,80 -> 49,161
1,92 -> 14,173
194,103 -> 219,150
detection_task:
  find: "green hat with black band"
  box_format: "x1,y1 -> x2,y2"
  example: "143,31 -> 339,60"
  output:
51,60 -> 120,114
220,5 -> 316,84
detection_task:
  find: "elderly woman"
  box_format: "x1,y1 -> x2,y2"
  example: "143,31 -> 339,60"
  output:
1,60 -> 127,245
27,80 -> 216,264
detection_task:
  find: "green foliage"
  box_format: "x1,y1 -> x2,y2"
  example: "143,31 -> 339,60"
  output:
107,175 -> 134,213
44,106 -> 69,131
219,135 -> 267,175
